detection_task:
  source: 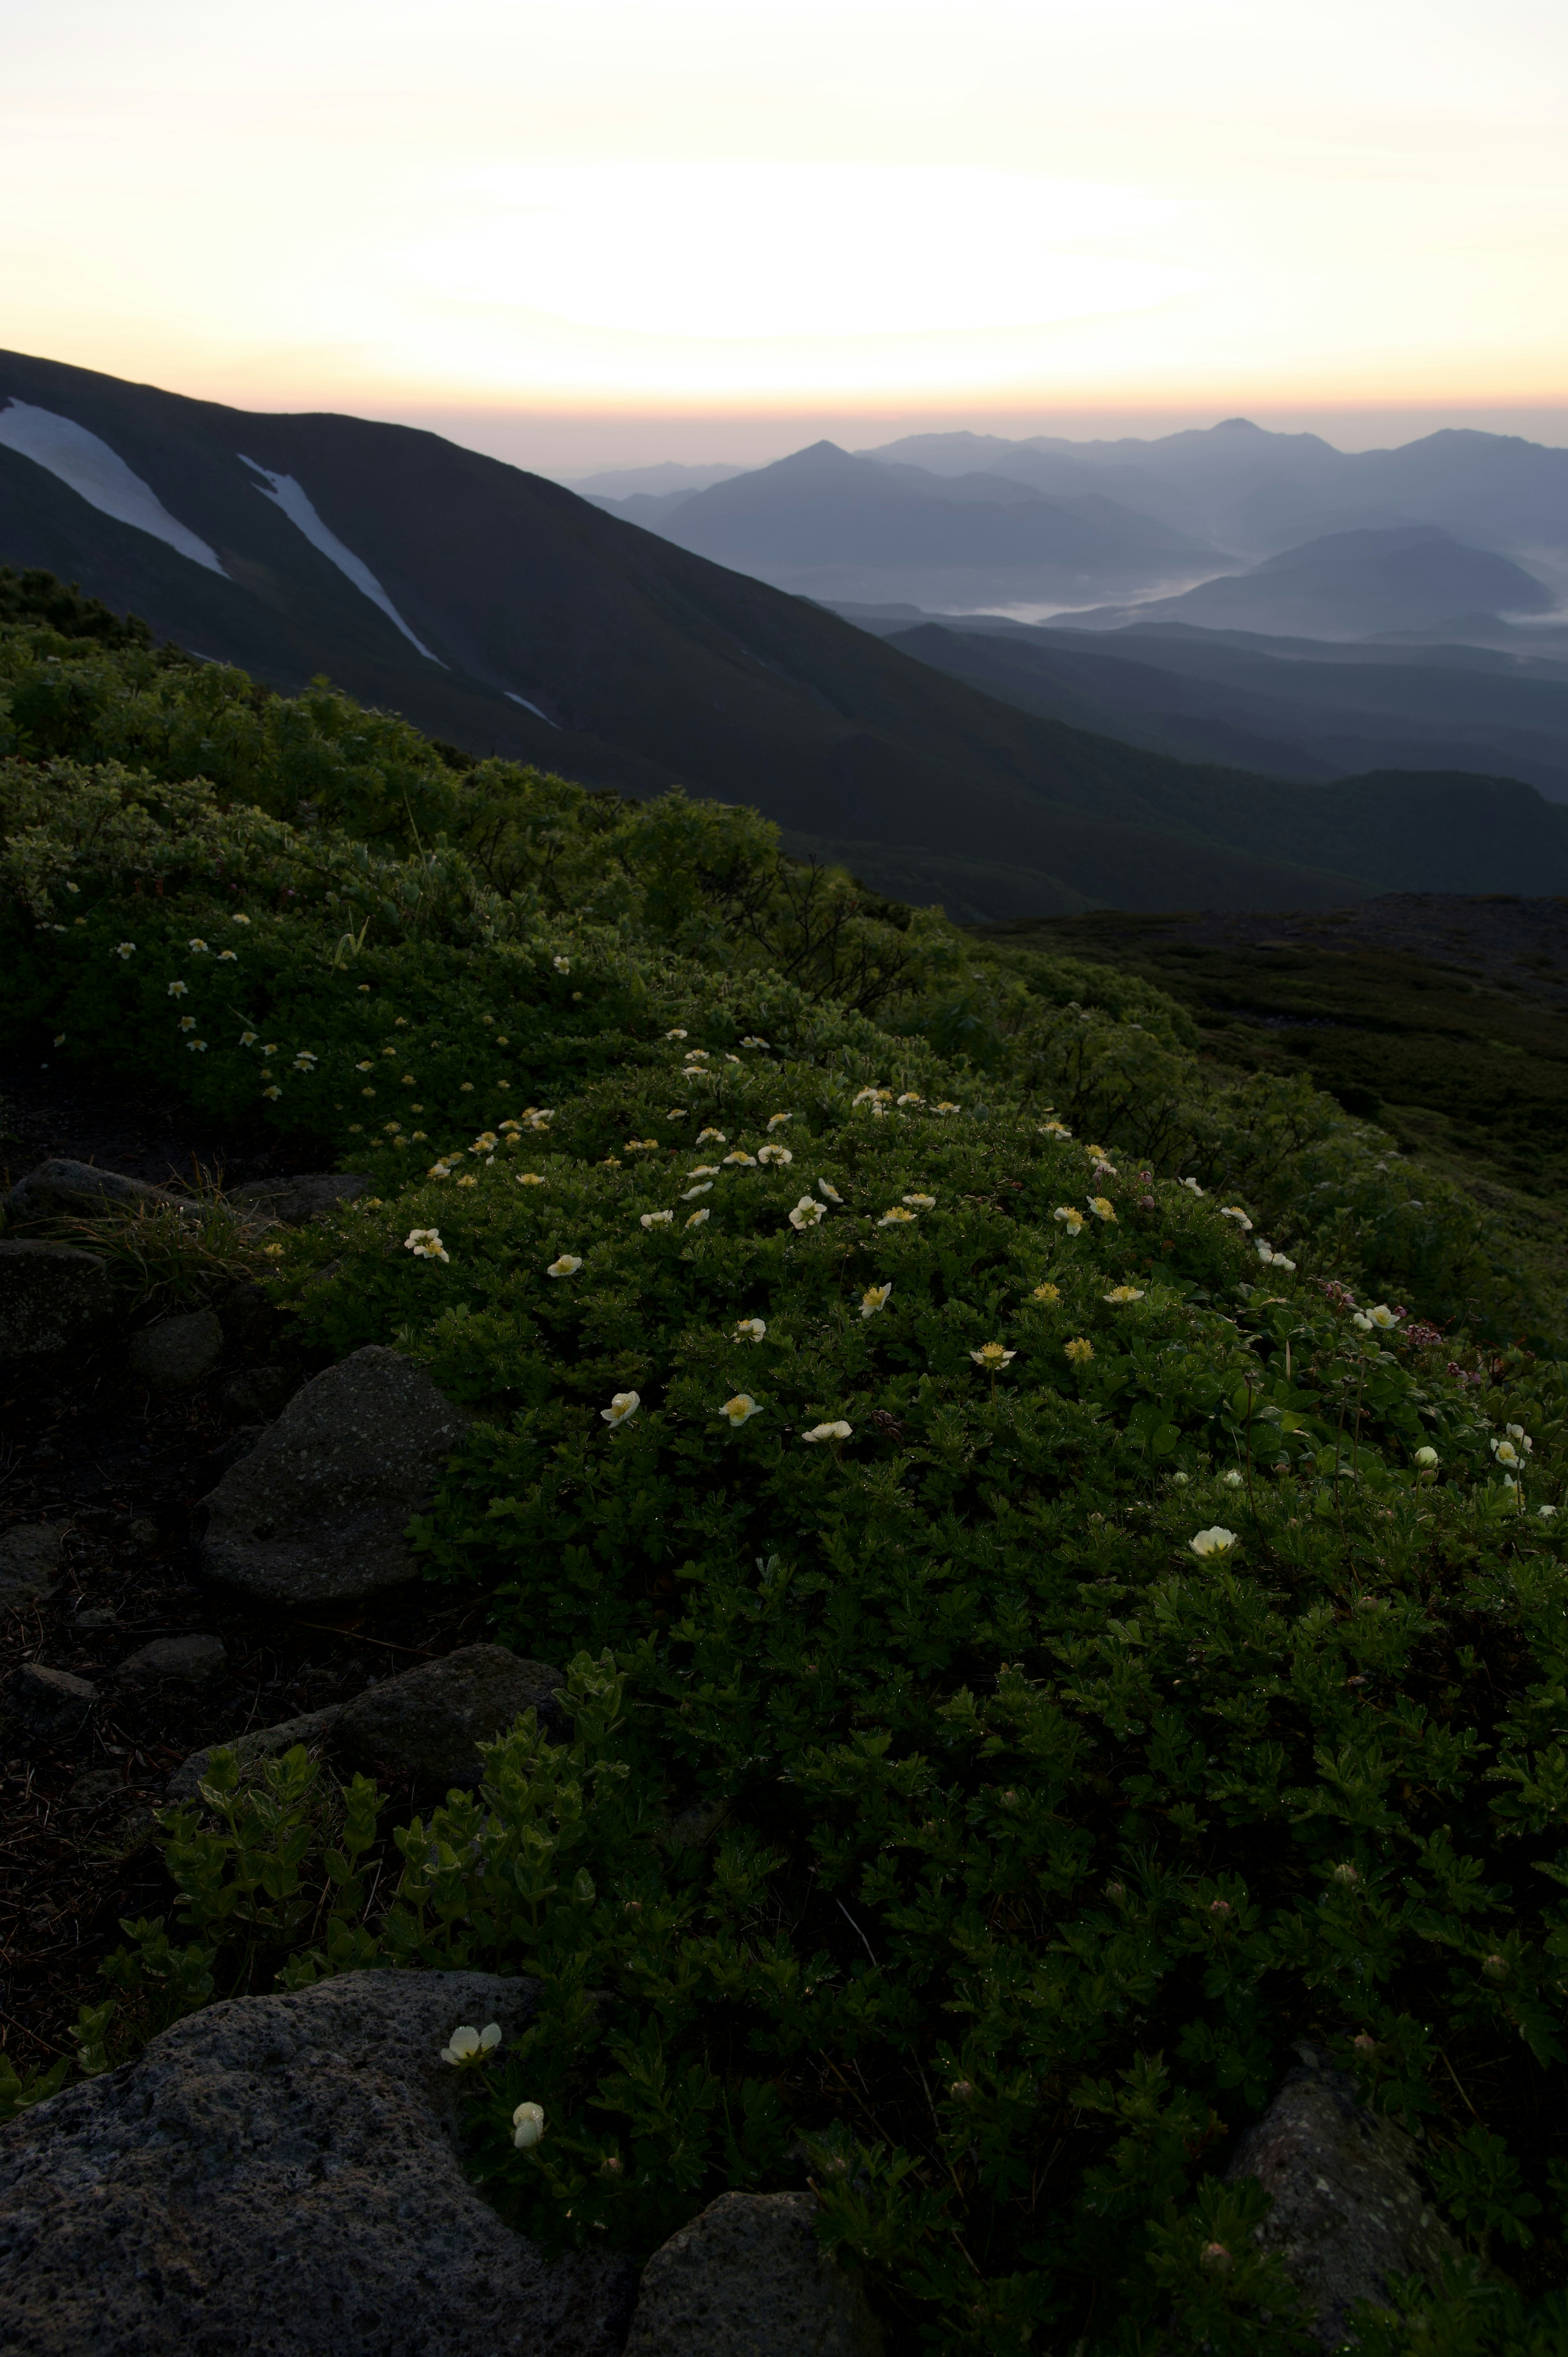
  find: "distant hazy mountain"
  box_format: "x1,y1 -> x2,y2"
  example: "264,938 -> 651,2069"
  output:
568,459 -> 752,500
1047,528 -> 1553,640
6,346 -> 1568,919
833,605 -> 1568,803
862,418 -> 1568,567
594,439 -> 1225,609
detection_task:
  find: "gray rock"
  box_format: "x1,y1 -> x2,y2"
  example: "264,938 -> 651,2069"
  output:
231,1173 -> 369,1225
167,1706 -> 345,1803
116,1632 -> 227,1683
0,1525 -> 66,1604
220,1362 -> 298,1421
336,1645 -> 567,1791
201,1345 -> 473,1606
0,1968 -> 635,2356
3,1664 -> 96,1739
624,2191 -> 882,2357
128,1306 -> 224,1391
1226,2047 -> 1460,2345
73,1607 -> 117,1631
0,1240 -> 111,1356
4,1157 -> 185,1222
67,1768 -> 129,1809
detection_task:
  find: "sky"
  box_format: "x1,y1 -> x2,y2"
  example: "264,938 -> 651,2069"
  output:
4,0 -> 1568,476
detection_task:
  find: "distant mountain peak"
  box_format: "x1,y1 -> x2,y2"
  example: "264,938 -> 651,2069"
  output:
1216,417 -> 1260,429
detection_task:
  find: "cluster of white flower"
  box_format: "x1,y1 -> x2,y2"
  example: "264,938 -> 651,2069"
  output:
405,1228 -> 449,1263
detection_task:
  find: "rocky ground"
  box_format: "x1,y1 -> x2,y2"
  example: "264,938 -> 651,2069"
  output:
0,1048 -> 494,2072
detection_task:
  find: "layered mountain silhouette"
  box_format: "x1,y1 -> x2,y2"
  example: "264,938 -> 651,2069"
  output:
5,346 -> 1568,919
1048,526 -> 1554,639
584,439 -> 1224,607
834,610 -> 1568,804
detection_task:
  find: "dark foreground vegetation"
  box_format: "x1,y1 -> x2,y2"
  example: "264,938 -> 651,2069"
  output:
3,571 -> 1568,2353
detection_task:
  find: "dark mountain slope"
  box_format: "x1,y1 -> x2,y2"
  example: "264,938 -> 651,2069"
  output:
5,348 -> 1568,915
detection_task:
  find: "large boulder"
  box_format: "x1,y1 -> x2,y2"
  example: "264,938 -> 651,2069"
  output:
0,1968 -> 634,2356
231,1173 -> 368,1225
128,1305 -> 224,1391
624,2191 -> 883,2357
0,1241 -> 111,1357
3,1664 -> 96,1739
0,1525 -> 66,1606
4,1157 -> 185,1222
336,1644 -> 568,1790
200,1345 -> 473,1606
1226,2047 -> 1459,2346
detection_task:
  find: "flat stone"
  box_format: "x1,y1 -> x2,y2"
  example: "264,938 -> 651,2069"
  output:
336,1645 -> 567,1791
1226,2046 -> 1460,2346
624,2191 -> 882,2357
128,1306 -> 224,1392
0,1240 -> 111,1357
0,1968 -> 635,2357
200,1345 -> 473,1606
3,1663 -> 96,1739
167,1706 -> 344,1803
0,1524 -> 66,1604
219,1362 -> 298,1421
231,1173 -> 369,1225
4,1157 -> 185,1222
116,1633 -> 227,1682
67,1768 -> 129,1809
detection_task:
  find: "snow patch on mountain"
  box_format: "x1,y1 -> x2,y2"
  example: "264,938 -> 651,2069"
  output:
504,691 -> 557,725
0,401 -> 225,575
237,455 -> 444,663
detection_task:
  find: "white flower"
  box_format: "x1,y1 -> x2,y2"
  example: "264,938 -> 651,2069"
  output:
179,1014 -> 197,1032
292,1051 -> 317,1071
640,1210 -> 674,1228
440,2022 -> 501,2065
1222,1469 -> 1243,1488
406,1228 -> 450,1262
682,1181 -> 713,1200
697,1127 -> 726,1144
232,913 -> 250,925
186,1038 -> 207,1053
187,937 -> 210,954
933,1101 -> 961,1116
721,1394 -> 762,1426
666,1028 -> 688,1041
356,1059 -> 373,1071
547,1255 -> 584,1277
1189,1527 -> 1238,1557
686,1206 -> 710,1227
1053,1206 -> 1085,1234
878,1206 -> 917,1228
1414,1445 -> 1439,1468
971,1343 -> 1016,1370
601,1391 -> 640,1427
757,1144 -> 793,1166
1219,1206 -> 1253,1230
723,1151 -> 757,1167
789,1197 -> 826,1230
1492,1439 -> 1522,1467
902,1193 -> 936,1209
1539,1505 -> 1558,1521
1365,1303 -> 1401,1329
734,1317 -> 767,1340
113,941 -> 136,958
1257,1242 -> 1297,1271
512,2101 -> 546,2149
684,1048 -> 710,1063
1102,1286 -> 1145,1304
1087,1197 -> 1116,1223
741,1035 -> 770,1048
552,954 -> 571,973
517,1172 -> 545,1186
860,1283 -> 892,1318
817,1179 -> 842,1203
1180,1177 -> 1204,1196
262,1083 -> 282,1099
896,1091 -> 922,1106
767,1112 -> 793,1130
218,949 -> 237,961
1506,1423 -> 1534,1451
851,1086 -> 887,1106
1039,1119 -> 1071,1140
167,979 -> 188,998
804,1421 -> 852,1443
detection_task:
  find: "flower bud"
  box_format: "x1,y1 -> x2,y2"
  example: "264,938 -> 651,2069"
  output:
1482,1953 -> 1509,1982
1353,2033 -> 1378,2058
512,2101 -> 546,2150
1200,2242 -> 1233,2273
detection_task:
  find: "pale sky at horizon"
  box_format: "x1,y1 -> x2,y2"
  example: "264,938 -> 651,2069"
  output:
4,0 -> 1568,475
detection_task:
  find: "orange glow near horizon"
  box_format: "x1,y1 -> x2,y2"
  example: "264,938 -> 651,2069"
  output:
4,0 -> 1568,471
